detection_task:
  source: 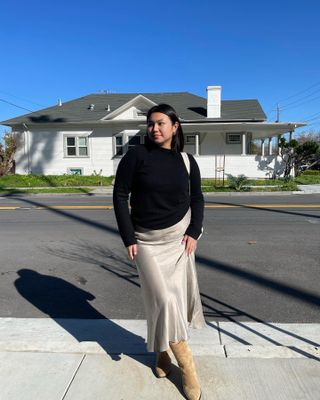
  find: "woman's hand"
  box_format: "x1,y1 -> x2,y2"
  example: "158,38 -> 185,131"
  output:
127,244 -> 138,261
182,235 -> 197,256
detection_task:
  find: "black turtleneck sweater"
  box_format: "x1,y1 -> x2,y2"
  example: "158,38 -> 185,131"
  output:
113,144 -> 204,247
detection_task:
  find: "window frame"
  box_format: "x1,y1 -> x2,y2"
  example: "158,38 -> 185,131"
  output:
186,135 -> 196,144
113,130 -> 142,157
114,134 -> 124,157
127,134 -> 142,151
226,133 -> 241,144
67,167 -> 83,175
64,134 -> 90,158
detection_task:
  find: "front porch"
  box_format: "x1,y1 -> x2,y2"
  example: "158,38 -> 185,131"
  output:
182,121 -> 303,157
181,121 -> 305,178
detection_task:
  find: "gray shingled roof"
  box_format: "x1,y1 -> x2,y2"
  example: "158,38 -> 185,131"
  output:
1,92 -> 266,125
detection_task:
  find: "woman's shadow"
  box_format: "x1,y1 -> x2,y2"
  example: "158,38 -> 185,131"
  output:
14,269 -> 148,362
14,269 -> 183,394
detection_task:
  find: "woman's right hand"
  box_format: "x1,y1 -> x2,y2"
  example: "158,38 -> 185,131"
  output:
127,244 -> 138,261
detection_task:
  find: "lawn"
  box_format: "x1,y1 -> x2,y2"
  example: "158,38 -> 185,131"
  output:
0,171 -> 319,193
0,174 -> 114,187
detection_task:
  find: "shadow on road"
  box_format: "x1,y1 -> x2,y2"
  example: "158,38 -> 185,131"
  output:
44,242 -> 320,361
196,255 -> 320,308
6,195 -> 319,363
201,293 -> 319,361
14,269 -> 148,364
13,268 -> 185,392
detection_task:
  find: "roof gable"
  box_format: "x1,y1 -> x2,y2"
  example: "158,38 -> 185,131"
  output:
102,94 -> 157,120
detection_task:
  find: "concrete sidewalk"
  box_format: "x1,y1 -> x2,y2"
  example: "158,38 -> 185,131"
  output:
90,184 -> 320,195
0,319 -> 319,399
87,184 -> 320,196
2,184 -> 320,197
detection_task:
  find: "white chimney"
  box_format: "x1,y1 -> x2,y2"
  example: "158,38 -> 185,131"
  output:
207,86 -> 221,118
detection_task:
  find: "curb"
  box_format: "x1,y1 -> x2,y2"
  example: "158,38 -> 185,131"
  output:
1,186 -> 320,197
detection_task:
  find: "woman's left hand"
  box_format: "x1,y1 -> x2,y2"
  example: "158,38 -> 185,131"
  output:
182,235 -> 197,255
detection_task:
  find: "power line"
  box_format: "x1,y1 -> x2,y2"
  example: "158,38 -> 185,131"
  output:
306,118 -> 320,128
298,110 -> 320,121
305,112 -> 320,122
271,103 -> 283,122
0,90 -> 46,108
281,94 -> 320,111
276,81 -> 320,104
0,98 -> 34,113
281,87 -> 320,108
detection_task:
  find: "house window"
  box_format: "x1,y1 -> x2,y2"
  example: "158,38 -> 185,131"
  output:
115,135 -> 124,156
66,137 -> 76,155
78,137 -> 88,156
65,136 -> 89,157
68,168 -> 83,175
114,131 -> 141,156
186,135 -> 196,144
128,135 -> 141,150
226,133 -> 241,144
136,109 -> 148,117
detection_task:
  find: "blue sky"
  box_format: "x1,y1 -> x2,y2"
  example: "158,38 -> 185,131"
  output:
1,0 -> 320,140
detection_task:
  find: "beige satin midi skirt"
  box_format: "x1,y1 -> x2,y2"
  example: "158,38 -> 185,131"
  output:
134,209 -> 206,352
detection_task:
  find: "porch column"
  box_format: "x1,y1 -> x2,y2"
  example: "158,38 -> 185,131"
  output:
261,139 -> 265,156
289,131 -> 294,142
241,132 -> 247,155
268,137 -> 273,155
277,135 -> 282,155
195,133 -> 200,156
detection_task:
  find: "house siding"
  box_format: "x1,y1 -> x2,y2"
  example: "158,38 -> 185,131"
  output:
196,155 -> 284,179
13,126 -> 283,179
199,131 -> 242,155
14,127 -> 112,175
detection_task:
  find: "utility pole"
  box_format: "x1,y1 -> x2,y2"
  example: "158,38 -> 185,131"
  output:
273,103 -> 282,122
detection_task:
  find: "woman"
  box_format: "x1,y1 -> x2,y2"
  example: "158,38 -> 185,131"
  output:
113,103 -> 205,400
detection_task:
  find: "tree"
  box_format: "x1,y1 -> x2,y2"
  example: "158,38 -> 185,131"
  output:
297,130 -> 320,144
250,139 -> 260,155
279,137 -> 320,178
0,132 -> 17,176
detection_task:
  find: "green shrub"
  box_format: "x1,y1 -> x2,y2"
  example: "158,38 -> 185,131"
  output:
227,174 -> 249,191
294,175 -> 320,184
301,170 -> 320,176
280,181 -> 298,191
246,179 -> 282,186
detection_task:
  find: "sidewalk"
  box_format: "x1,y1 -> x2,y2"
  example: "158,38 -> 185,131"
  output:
88,185 -> 320,196
1,184 -> 320,197
0,318 -> 319,399
82,184 -> 320,196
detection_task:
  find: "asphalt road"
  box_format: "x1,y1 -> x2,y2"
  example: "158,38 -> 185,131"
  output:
0,193 -> 319,323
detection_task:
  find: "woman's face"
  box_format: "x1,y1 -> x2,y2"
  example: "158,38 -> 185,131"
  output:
147,112 -> 178,149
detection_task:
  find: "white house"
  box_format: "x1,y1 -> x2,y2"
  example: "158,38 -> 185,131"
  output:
1,86 -> 305,178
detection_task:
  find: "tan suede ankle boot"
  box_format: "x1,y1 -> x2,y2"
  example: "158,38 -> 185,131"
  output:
155,350 -> 172,378
169,341 -> 201,400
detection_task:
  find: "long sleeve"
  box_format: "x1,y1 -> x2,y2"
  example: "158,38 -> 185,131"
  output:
113,145 -> 203,245
113,148 -> 138,247
184,154 -> 204,240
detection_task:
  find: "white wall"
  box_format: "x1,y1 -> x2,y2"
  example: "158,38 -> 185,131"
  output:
14,126 -> 120,176
199,132 -> 242,155
13,126 -> 284,179
195,155 -> 285,179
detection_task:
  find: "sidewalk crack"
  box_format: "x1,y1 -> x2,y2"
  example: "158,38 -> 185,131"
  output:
61,353 -> 86,400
